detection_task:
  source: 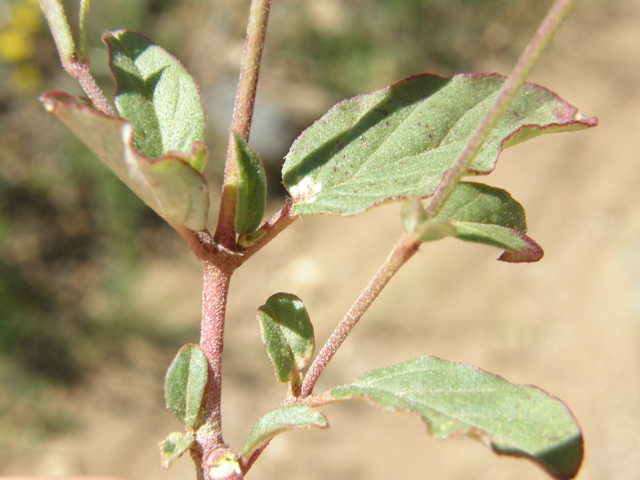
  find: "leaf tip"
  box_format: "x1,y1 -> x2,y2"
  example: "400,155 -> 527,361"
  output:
498,232 -> 544,263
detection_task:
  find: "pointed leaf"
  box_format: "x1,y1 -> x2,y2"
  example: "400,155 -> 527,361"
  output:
165,344 -> 208,428
234,133 -> 267,236
41,92 -> 209,231
257,293 -> 315,384
283,73 -> 597,216
331,357 -> 583,480
160,431 -> 195,470
405,182 -> 543,263
103,30 -> 207,166
241,405 -> 329,458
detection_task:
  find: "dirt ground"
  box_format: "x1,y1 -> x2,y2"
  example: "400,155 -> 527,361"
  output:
3,0 -> 640,479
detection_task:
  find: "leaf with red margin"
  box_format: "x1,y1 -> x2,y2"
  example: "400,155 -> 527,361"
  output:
282,73 -> 597,216
240,405 -> 329,459
41,92 -> 209,231
402,182 -> 543,263
330,357 -> 583,480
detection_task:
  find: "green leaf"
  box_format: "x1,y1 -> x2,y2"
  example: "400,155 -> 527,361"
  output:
257,293 -> 315,384
41,92 -> 209,231
403,182 -> 543,263
234,133 -> 267,236
164,344 -> 208,428
241,405 -> 329,458
160,431 -> 195,470
283,73 -> 596,216
103,30 -> 207,166
331,357 -> 583,480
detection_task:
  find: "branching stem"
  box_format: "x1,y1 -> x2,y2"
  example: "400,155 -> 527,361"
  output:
424,0 -> 578,218
215,0 -> 272,250
39,0 -> 115,116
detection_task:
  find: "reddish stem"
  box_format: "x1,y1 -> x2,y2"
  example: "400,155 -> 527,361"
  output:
195,260 -> 238,470
300,236 -> 421,398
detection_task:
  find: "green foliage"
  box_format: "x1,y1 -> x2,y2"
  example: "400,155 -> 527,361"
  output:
41,92 -> 210,231
331,357 -> 583,480
28,0 -> 598,479
402,182 -> 543,262
164,344 -> 208,428
234,133 -> 267,237
257,293 -> 315,384
160,431 -> 195,470
104,30 -> 207,163
283,74 -> 594,216
241,405 -> 328,458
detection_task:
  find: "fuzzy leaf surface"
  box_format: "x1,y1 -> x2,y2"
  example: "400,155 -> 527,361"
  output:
331,357 -> 582,480
234,133 -> 267,236
160,431 -> 195,470
104,30 -> 207,166
283,73 -> 596,216
403,182 -> 543,262
257,293 -> 315,383
164,344 -> 208,428
241,405 -> 328,458
41,92 -> 209,231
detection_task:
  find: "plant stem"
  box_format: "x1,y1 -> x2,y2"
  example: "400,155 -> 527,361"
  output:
238,201 -> 297,265
300,235 -> 421,398
424,0 -> 578,218
38,0 -> 115,116
214,0 -> 272,250
195,261 -> 236,468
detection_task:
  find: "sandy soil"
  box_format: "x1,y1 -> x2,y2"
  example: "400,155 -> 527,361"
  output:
3,1 -> 640,479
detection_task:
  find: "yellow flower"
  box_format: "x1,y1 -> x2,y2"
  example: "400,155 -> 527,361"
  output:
0,28 -> 33,62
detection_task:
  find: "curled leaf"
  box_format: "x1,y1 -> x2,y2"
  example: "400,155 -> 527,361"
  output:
241,405 -> 329,459
257,293 -> 315,384
104,30 -> 207,164
402,182 -> 543,263
234,133 -> 267,237
41,92 -> 209,231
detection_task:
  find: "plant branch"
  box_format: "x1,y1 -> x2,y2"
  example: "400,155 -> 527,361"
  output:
238,201 -> 298,265
214,0 -> 272,250
424,0 -> 578,218
39,0 -> 115,116
300,235 -> 421,398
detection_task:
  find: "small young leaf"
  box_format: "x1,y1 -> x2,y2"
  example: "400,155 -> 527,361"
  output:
41,92 -> 209,231
283,73 -> 596,216
165,344 -> 208,428
209,452 -> 243,480
160,431 -> 195,470
240,405 -> 329,458
257,293 -> 315,384
331,357 -> 583,480
103,30 -> 207,165
234,133 -> 267,236
413,182 -> 543,263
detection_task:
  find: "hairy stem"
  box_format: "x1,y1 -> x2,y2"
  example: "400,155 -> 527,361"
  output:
195,261 -> 236,467
214,0 -> 272,250
39,0 -> 115,116
300,236 -> 421,398
238,202 -> 297,265
424,0 -> 578,218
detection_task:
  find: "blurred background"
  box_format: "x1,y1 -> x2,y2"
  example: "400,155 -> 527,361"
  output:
0,0 -> 638,479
